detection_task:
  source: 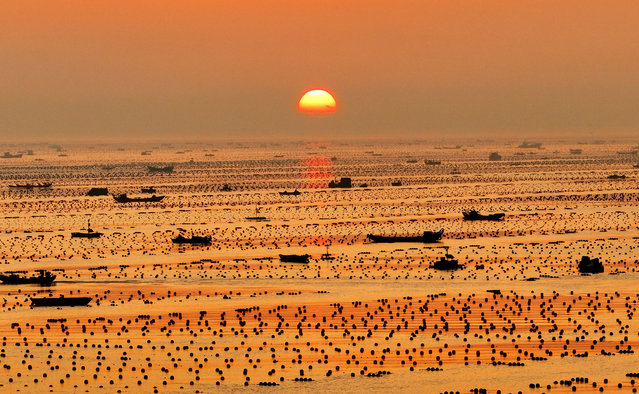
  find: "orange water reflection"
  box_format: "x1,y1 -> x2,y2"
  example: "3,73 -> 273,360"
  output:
301,156 -> 333,188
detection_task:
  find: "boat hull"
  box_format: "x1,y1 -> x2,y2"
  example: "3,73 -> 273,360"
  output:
31,297 -> 91,307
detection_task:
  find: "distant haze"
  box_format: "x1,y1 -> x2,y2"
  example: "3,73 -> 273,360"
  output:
1,1 -> 638,142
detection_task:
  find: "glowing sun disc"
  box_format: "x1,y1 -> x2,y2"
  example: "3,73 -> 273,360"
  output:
298,89 -> 337,114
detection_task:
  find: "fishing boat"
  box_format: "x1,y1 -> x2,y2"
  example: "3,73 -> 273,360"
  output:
147,165 -> 174,173
172,234 -> 212,245
367,229 -> 444,243
31,296 -> 92,307
113,194 -> 165,203
328,178 -> 352,188
0,270 -> 56,286
141,186 -> 157,193
1,152 -> 23,159
279,254 -> 310,264
462,210 -> 505,221
431,254 -> 463,270
87,187 -> 109,196
279,189 -> 301,196
71,220 -> 103,238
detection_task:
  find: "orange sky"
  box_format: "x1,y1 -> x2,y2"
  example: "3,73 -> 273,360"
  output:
1,1 -> 638,141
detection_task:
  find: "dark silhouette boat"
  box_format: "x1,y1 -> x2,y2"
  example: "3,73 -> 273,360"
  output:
0,270 -> 56,286
141,186 -> 157,193
246,207 -> 267,221
172,234 -> 212,245
279,254 -> 310,264
462,210 -> 505,221
31,296 -> 92,307
607,174 -> 626,179
220,184 -> 233,192
367,229 -> 444,244
424,160 -> 441,165
87,187 -> 109,196
328,177 -> 352,188
9,182 -> 52,189
432,254 -> 463,270
391,180 -> 402,186
578,256 -> 604,274
71,220 -> 103,238
113,194 -> 165,203
320,245 -> 335,261
147,165 -> 174,173
489,152 -> 502,161
279,190 -> 301,196
519,141 -> 542,149
1,152 -> 23,159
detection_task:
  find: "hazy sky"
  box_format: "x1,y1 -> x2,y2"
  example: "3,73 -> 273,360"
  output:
1,1 -> 638,141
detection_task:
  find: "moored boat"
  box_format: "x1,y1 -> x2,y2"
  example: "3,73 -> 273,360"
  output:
172,234 -> 212,245
113,194 -> 165,203
279,190 -> 301,196
0,270 -> 56,286
31,296 -> 92,307
71,220 -> 103,238
462,210 -> 505,221
432,254 -> 463,270
279,254 -> 310,264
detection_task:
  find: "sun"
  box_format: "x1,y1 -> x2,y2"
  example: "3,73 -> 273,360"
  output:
298,89 -> 337,114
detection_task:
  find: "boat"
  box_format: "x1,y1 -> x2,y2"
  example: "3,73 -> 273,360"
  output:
87,187 -> 109,196
220,184 -> 233,192
578,256 -> 604,274
71,220 -> 103,238
320,245 -> 335,261
328,177 -> 352,188
607,174 -> 626,179
0,270 -> 56,286
31,296 -> 92,307
279,189 -> 301,196
172,234 -> 212,245
246,207 -> 267,221
518,141 -> 542,149
141,186 -> 157,193
488,152 -> 502,161
367,229 -> 444,243
424,160 -> 441,165
391,180 -> 402,186
279,254 -> 310,264
113,194 -> 165,203
147,165 -> 174,173
431,254 -> 463,270
462,210 -> 505,221
1,152 -> 23,159
9,182 -> 52,189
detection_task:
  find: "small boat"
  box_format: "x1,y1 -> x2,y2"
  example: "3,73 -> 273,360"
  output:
607,174 -> 626,179
172,234 -> 212,245
424,160 -> 441,165
279,189 -> 301,196
141,186 -> 157,193
432,254 -> 463,270
279,254 -> 310,264
0,270 -> 56,286
147,165 -> 174,173
113,194 -> 165,203
391,180 -> 402,186
320,246 -> 335,261
31,296 -> 92,307
87,187 -> 109,196
328,178 -> 352,188
462,210 -> 505,221
1,152 -> 23,159
220,184 -> 233,192
367,229 -> 444,243
71,220 -> 103,238
9,182 -> 52,189
578,256 -> 604,274
246,207 -> 267,221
